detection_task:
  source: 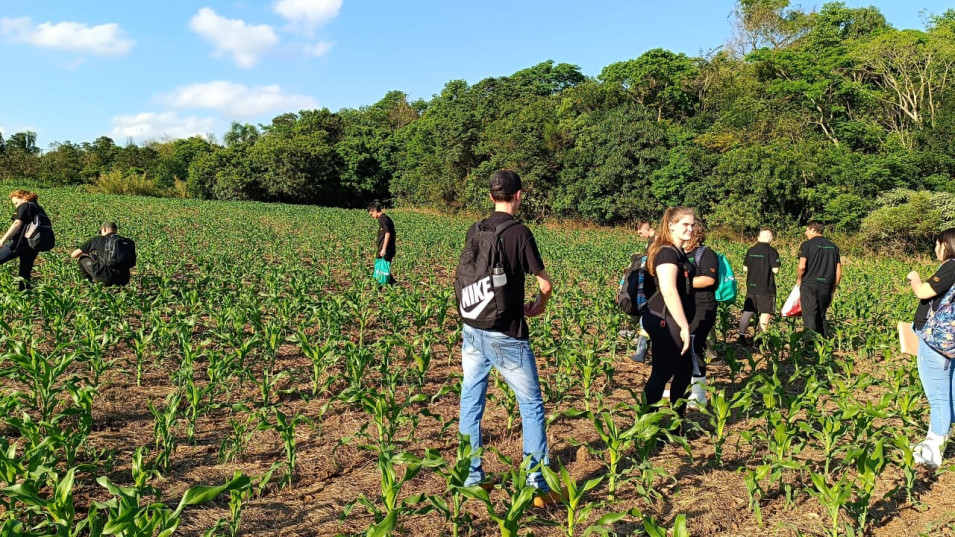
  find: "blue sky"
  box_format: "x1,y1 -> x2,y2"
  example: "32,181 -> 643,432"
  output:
0,1 -> 949,149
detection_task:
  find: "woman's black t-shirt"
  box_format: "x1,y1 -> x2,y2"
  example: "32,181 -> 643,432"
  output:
687,245 -> 719,305
644,245 -> 696,323
914,259 -> 955,330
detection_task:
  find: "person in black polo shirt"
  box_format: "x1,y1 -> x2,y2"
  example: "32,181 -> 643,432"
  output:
737,228 -> 781,343
368,202 -> 396,284
797,221 -> 841,336
70,222 -> 131,286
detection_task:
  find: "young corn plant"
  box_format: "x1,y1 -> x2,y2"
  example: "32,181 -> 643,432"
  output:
421,436 -> 475,537
292,330 -> 339,396
256,407 -> 309,489
457,450 -> 540,537
4,342 -> 79,423
2,467 -> 84,537
571,404 -> 669,502
541,460 -> 604,537
148,391 -> 181,471
696,386 -> 750,467
344,449 -> 430,535
203,488 -> 251,537
487,372 -> 519,431
807,471 -> 852,537
89,471 -> 250,536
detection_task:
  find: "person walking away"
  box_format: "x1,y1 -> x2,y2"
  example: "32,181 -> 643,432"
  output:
70,222 -> 135,286
737,228 -> 781,343
455,169 -> 558,506
368,202 -> 396,284
797,221 -> 841,336
0,189 -> 51,290
907,228 -> 955,467
642,207 -> 696,419
684,224 -> 718,409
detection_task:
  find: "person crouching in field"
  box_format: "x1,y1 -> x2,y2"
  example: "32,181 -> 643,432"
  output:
70,222 -> 134,286
737,228 -> 781,343
642,207 -> 697,419
907,228 -> 955,467
0,189 -> 51,290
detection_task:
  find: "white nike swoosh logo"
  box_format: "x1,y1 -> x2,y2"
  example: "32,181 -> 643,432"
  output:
461,292 -> 494,320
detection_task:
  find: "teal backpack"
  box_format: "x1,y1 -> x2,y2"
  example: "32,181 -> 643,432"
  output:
696,246 -> 738,303
714,250 -> 738,303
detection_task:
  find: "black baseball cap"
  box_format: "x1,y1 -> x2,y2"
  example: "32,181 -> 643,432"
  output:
490,169 -> 522,198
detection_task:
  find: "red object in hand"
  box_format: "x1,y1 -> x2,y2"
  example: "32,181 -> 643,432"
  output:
781,285 -> 801,317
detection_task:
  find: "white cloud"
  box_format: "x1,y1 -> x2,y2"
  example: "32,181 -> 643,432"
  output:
110,112 -> 219,141
304,40 -> 335,57
0,16 -> 134,56
189,8 -> 278,68
274,0 -> 342,34
158,81 -> 318,119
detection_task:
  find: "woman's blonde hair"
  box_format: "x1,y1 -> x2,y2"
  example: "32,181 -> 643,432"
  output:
9,189 -> 38,203
647,206 -> 695,276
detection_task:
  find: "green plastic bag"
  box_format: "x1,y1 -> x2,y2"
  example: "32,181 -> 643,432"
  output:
714,251 -> 737,303
373,258 -> 392,285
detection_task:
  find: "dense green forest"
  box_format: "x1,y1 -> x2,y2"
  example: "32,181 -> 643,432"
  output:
2,1 -> 954,236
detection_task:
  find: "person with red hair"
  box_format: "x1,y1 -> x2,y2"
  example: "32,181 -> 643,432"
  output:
0,189 -> 50,289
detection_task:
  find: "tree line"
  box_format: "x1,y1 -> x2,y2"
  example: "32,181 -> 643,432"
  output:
2,1 -> 954,236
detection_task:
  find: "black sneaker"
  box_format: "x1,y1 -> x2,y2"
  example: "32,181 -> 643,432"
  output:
737,334 -> 750,346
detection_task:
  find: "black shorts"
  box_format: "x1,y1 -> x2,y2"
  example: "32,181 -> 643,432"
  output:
743,294 -> 775,315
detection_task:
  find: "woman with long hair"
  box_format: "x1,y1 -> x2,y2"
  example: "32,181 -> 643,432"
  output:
0,189 -> 48,289
907,228 -> 955,467
642,207 -> 697,418
684,223 -> 719,409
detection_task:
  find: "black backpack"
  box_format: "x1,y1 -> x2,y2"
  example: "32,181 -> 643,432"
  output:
102,234 -> 137,270
616,253 -> 648,316
454,219 -> 519,329
23,203 -> 55,252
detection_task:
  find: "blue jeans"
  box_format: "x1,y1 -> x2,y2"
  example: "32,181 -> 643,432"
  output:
916,327 -> 955,437
459,324 -> 549,490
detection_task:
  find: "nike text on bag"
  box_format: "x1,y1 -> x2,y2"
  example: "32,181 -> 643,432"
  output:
921,284 -> 955,359
103,235 -> 137,269
617,254 -> 648,316
454,219 -> 519,329
23,203 -> 54,252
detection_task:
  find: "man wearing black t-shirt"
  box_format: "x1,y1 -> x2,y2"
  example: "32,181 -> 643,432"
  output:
797,221 -> 841,336
685,229 -> 718,408
737,228 -> 781,341
70,222 -> 131,286
458,170 -> 558,506
368,202 -> 396,284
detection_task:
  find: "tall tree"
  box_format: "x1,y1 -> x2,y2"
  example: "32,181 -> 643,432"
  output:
599,49 -> 700,121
